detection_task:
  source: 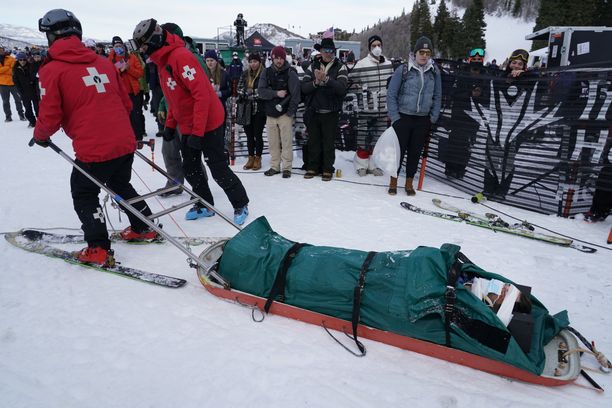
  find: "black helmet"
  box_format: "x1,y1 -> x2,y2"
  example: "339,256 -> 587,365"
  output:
133,18 -> 165,54
39,9 -> 82,45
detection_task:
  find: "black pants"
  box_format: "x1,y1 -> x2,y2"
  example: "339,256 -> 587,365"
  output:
71,154 -> 152,249
129,92 -> 145,140
590,165 -> 612,217
392,114 -> 430,178
21,94 -> 39,125
306,111 -> 339,174
244,112 -> 266,156
150,86 -> 164,131
181,126 -> 249,209
0,85 -> 24,119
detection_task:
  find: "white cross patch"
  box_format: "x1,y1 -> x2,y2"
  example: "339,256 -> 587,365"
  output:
93,207 -> 105,223
39,85 -> 46,97
166,77 -> 177,90
182,65 -> 197,81
82,67 -> 110,93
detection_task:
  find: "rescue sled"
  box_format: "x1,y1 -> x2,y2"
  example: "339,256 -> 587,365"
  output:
194,217 -> 608,388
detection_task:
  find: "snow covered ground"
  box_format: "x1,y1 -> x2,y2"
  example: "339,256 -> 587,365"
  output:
1,114 -> 611,408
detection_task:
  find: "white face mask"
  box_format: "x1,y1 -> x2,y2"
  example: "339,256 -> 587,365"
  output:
371,46 -> 382,58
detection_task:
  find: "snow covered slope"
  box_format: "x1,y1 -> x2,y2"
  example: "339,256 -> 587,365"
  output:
1,114 -> 611,407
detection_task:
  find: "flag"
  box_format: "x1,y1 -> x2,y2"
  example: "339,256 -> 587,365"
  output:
322,27 -> 334,39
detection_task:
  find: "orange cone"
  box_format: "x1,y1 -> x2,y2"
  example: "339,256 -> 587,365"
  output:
608,226 -> 612,245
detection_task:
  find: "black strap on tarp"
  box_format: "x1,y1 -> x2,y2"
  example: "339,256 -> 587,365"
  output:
444,254 -> 462,347
348,251 -> 377,356
264,242 -> 305,314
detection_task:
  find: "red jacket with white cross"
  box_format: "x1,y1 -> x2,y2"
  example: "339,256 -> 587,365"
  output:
34,36 -> 136,162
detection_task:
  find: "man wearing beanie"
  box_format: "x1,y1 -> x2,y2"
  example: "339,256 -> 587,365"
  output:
258,45 -> 300,178
387,35 -> 441,196
133,18 -> 250,225
349,34 -> 393,177
301,37 -> 348,181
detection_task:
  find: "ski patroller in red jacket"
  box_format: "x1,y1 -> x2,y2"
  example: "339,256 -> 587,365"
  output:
149,32 -> 224,137
34,36 -> 136,163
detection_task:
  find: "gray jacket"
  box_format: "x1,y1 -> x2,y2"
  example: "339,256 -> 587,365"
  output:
387,56 -> 441,123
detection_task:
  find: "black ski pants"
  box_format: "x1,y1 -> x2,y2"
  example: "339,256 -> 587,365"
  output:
244,112 -> 266,156
181,126 -> 249,209
306,111 -> 339,174
71,153 -> 152,250
392,114 -> 430,178
129,92 -> 145,141
21,94 -> 39,126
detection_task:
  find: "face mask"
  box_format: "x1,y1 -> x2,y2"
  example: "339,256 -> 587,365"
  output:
114,46 -> 124,56
371,46 -> 382,58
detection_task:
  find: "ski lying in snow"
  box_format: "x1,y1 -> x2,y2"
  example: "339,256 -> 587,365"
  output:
400,202 -> 596,253
432,199 -> 533,230
4,231 -> 187,288
17,229 -> 221,247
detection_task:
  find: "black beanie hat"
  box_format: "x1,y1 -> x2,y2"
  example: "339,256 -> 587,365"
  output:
368,35 -> 382,50
112,36 -> 123,45
413,36 -> 433,52
248,53 -> 261,63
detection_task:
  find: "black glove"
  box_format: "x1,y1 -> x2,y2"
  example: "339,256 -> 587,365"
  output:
34,138 -> 50,148
186,134 -> 205,150
162,127 -> 176,142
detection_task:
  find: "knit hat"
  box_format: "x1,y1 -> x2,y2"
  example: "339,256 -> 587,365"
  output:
271,46 -> 286,60
112,36 -> 123,46
367,35 -> 382,50
320,38 -> 336,51
161,22 -> 184,39
413,36 -> 433,52
204,49 -> 218,60
16,51 -> 27,60
248,53 -> 261,62
84,38 -> 96,48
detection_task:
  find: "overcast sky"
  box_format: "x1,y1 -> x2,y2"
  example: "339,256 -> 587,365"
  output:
6,0 -> 414,41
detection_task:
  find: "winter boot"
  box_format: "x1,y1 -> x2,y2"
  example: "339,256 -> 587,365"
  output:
252,156 -> 262,171
185,205 -> 215,220
73,246 -> 115,267
234,206 -> 249,225
243,156 -> 255,170
388,177 -> 397,195
119,226 -> 160,242
405,177 -> 416,196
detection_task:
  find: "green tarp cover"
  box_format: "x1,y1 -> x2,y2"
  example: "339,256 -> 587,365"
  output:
218,216 -> 569,374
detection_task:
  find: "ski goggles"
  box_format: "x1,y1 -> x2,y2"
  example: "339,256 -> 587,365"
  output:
321,48 -> 335,54
510,49 -> 529,62
469,48 -> 485,57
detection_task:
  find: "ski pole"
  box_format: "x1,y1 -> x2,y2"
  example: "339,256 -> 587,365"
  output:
28,138 -> 230,287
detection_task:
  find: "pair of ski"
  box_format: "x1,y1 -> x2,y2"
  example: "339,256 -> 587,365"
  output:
4,229 -> 223,288
401,199 -> 597,253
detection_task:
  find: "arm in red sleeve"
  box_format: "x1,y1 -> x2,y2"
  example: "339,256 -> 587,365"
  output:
33,68 -> 63,141
175,52 -> 209,136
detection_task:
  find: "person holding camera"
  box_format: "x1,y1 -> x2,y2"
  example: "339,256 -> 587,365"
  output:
258,46 -> 300,178
237,53 -> 266,171
301,38 -> 348,181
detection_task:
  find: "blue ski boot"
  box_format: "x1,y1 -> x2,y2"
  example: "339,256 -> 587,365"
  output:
233,206 -> 249,225
185,205 -> 215,220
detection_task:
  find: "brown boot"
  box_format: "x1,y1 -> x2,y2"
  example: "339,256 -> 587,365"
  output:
243,156 -> 255,170
252,156 -> 262,171
405,177 -> 416,196
388,177 -> 397,195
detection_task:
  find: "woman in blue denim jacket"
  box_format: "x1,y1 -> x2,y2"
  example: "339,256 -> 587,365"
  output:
387,36 -> 441,195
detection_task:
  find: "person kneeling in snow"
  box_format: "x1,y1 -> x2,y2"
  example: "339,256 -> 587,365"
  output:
33,9 -> 160,266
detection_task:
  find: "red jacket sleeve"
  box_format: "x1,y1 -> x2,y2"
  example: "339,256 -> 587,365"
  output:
114,67 -> 133,113
175,52 -> 210,136
33,66 -> 63,141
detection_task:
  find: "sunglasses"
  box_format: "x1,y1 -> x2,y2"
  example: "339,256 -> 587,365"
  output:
469,48 -> 485,57
417,50 -> 431,56
321,48 -> 335,54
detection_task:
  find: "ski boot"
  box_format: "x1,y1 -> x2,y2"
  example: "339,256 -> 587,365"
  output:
118,226 -> 161,242
234,206 -> 249,225
73,246 -> 115,267
186,205 -> 215,220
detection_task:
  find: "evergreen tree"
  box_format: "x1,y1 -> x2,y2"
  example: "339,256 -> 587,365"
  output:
433,0 -> 451,58
512,0 -> 523,17
410,1 -> 421,45
417,0 -> 434,43
462,0 -> 487,55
